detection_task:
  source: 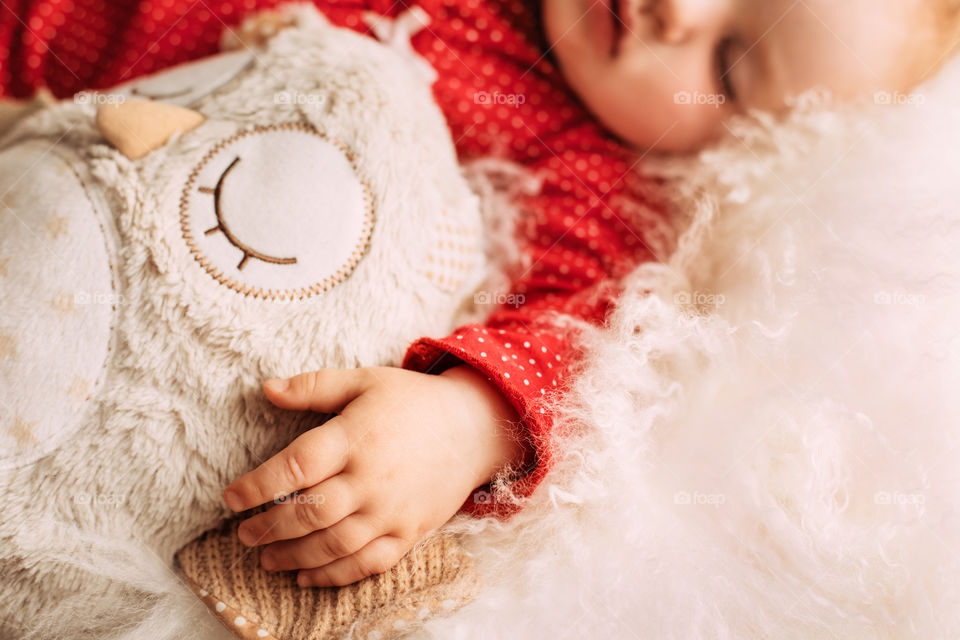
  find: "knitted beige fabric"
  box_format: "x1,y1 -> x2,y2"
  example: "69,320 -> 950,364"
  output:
175,519 -> 482,640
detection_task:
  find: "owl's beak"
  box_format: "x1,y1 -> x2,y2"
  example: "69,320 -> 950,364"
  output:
96,99 -> 205,160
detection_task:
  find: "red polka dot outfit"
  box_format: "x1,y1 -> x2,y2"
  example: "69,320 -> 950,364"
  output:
0,0 -> 669,519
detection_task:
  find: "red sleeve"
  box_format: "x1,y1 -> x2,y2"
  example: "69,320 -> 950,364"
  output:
396,1 -> 672,520
401,283 -> 614,521
402,128 -> 670,520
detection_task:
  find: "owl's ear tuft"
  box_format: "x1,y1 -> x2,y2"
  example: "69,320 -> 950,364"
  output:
96,99 -> 204,160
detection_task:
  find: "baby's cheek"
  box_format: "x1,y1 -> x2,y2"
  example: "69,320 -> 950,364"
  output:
612,94 -> 727,153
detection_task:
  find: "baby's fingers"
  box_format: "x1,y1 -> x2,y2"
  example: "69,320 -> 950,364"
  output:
259,513 -> 376,570
237,475 -> 358,546
223,418 -> 350,512
263,368 -> 372,413
296,535 -> 411,587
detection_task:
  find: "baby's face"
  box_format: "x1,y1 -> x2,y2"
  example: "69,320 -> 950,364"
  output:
543,0 -> 936,151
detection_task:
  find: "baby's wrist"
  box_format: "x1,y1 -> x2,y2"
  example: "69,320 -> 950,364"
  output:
439,364 -> 532,486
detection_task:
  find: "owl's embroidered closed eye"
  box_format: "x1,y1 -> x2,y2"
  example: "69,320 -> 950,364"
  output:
200,156 -> 299,271
178,122 -> 379,300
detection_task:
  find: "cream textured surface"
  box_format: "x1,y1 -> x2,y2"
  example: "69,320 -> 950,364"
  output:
0,7 -> 484,638
110,50 -> 255,106
0,143 -> 116,468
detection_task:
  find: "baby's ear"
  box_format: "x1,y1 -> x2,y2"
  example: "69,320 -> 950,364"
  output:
96,99 -> 204,160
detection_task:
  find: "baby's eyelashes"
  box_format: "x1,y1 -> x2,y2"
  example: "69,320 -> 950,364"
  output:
715,37 -> 740,103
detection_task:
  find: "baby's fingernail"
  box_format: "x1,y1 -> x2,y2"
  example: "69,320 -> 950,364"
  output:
223,489 -> 243,512
297,573 -> 312,588
260,550 -> 276,570
264,378 -> 289,393
237,522 -> 258,546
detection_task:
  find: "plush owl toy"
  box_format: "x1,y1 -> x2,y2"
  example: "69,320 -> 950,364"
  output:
0,6 -> 485,638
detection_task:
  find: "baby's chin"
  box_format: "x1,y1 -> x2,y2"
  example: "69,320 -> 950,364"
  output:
606,119 -> 718,154
562,77 -> 722,153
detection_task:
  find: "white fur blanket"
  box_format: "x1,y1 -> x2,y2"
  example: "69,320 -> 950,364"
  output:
418,58 -> 960,639
36,52 -> 960,640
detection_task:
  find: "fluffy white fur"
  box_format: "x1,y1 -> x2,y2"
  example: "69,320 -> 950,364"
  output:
12,23 -> 960,640
414,57 -> 960,639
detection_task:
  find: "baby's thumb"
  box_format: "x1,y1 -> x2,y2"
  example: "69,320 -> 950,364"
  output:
263,369 -> 369,413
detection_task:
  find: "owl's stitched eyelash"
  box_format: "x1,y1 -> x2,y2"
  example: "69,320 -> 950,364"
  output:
200,156 -> 298,271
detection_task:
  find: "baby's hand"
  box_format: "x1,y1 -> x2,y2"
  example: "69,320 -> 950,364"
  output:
223,366 -> 528,587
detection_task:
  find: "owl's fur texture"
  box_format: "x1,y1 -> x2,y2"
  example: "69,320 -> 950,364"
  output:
0,7 -> 484,638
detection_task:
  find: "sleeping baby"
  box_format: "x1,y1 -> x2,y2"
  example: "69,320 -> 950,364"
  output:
0,0 -> 957,635
216,0 -> 960,588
